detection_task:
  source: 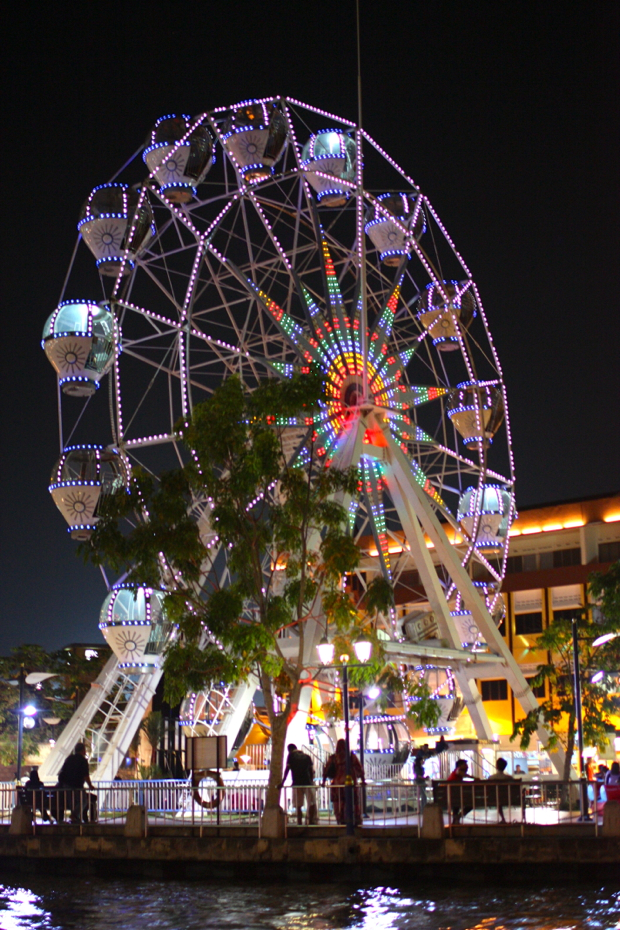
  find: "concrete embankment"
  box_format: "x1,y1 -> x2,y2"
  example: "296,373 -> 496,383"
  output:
0,825 -> 619,882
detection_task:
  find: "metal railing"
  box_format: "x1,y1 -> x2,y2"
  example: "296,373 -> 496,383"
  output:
3,777 -> 615,837
433,779 -> 611,836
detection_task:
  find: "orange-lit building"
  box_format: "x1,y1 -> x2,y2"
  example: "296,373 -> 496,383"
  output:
476,492 -> 620,745
378,491 -> 620,754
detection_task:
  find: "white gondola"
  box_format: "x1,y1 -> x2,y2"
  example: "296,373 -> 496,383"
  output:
221,101 -> 287,182
417,280 -> 476,351
143,114 -> 214,203
78,183 -> 153,276
301,130 -> 356,206
446,382 -> 504,449
365,193 -> 425,266
458,484 -> 513,550
99,585 -> 174,671
48,445 -> 127,540
450,609 -> 484,649
42,300 -> 119,396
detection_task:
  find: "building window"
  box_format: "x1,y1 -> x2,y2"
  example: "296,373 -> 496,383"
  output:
540,551 -> 554,570
481,679 -> 508,701
599,541 -> 620,563
506,548 -> 582,574
552,608 -> 581,623
515,612 -> 544,635
526,677 -> 546,698
553,548 -> 581,568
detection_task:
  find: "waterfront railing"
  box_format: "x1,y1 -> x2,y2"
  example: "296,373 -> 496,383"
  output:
3,778 -> 615,836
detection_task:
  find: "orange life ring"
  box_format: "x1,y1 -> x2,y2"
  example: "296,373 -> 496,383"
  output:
191,769 -> 224,809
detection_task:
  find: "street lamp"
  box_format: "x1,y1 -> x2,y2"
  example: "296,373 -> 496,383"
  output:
317,634 -> 373,836
592,632 -> 620,648
570,617 -> 592,821
13,668 -> 57,781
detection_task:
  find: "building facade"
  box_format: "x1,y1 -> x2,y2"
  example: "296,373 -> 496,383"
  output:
478,491 -> 620,747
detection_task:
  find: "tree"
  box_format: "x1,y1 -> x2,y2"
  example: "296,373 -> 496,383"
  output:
140,710 -> 164,776
87,373 -> 392,833
589,560 -> 620,626
0,645 -> 107,767
511,561 -> 620,780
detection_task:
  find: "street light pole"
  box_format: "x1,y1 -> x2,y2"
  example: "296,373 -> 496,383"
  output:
571,618 -> 585,779
358,689 -> 366,817
317,635 -> 372,835
571,617 -> 591,821
341,663 -> 355,836
16,666 -> 25,781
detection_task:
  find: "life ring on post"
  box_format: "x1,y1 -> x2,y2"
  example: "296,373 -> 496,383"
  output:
191,769 -> 224,809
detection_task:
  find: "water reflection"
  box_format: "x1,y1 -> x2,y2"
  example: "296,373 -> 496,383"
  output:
0,885 -> 50,929
0,879 -> 619,930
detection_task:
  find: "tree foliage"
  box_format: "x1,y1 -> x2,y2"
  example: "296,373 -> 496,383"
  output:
0,645 -> 107,767
87,373 -> 395,811
511,561 -> 620,779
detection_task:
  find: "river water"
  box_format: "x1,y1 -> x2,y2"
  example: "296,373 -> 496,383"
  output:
0,878 -> 619,930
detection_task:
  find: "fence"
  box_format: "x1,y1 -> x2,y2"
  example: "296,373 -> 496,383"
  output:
5,777 -> 616,837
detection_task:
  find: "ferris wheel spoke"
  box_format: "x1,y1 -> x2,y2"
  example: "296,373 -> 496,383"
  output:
360,459 -> 392,579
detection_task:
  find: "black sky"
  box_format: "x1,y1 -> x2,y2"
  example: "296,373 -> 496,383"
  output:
1,2 -> 618,653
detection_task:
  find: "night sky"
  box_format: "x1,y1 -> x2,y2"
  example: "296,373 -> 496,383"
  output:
1,3 -> 618,653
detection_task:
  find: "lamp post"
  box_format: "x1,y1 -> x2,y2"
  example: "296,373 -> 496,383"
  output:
16,666 -> 25,782
13,669 -> 57,782
571,617 -> 592,821
570,623 -> 620,818
358,684 -> 380,818
317,634 -> 373,836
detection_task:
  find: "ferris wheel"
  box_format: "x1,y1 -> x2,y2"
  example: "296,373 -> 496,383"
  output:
40,97 -> 551,779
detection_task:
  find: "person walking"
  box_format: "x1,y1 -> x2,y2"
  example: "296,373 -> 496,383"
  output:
278,743 -> 317,825
322,738 -> 365,826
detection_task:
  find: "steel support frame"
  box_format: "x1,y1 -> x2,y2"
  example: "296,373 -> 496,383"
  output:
362,411 -> 564,773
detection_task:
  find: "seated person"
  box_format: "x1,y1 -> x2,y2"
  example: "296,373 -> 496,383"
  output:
23,767 -> 52,822
604,761 -> 620,801
486,757 -> 515,824
447,759 -> 473,824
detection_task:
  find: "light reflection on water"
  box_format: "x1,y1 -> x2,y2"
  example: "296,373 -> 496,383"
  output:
0,878 -> 619,930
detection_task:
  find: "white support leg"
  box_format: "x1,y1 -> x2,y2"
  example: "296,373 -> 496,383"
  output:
38,654 -> 121,782
92,669 -> 163,782
383,452 -> 495,741
217,678 -> 257,745
383,430 -> 565,774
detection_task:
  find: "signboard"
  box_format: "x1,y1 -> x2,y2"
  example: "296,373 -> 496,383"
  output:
186,735 -> 228,770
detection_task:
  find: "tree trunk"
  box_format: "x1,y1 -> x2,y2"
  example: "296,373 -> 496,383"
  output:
260,674 -> 303,837
562,712 -> 575,782
266,712 -> 289,809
